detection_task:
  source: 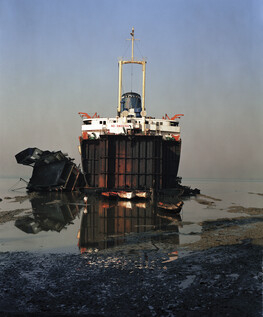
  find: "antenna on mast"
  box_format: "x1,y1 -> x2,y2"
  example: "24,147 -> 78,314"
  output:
126,27 -> 138,61
130,27 -> 135,61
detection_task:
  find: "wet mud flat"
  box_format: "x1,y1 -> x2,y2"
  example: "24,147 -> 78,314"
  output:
0,240 -> 262,317
0,184 -> 262,316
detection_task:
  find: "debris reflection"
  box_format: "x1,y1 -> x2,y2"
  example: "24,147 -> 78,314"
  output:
15,192 -> 81,234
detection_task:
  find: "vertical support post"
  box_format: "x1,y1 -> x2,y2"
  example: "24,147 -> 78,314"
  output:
131,27 -> 135,61
131,39 -> 134,61
118,60 -> 123,115
142,61 -> 146,112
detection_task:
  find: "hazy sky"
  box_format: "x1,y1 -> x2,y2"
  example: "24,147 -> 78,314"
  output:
0,0 -> 262,179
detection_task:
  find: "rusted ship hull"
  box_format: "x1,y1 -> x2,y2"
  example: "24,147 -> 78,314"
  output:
80,134 -> 181,190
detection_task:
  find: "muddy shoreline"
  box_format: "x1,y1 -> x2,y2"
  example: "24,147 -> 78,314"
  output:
0,192 -> 262,316
0,241 -> 262,317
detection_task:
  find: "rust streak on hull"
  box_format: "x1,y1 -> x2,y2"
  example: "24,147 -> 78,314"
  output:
80,134 -> 181,190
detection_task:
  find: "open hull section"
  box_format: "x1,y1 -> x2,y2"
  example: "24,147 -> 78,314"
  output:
80,134 -> 181,190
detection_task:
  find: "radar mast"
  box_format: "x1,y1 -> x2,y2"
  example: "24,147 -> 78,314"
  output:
118,28 -> 146,116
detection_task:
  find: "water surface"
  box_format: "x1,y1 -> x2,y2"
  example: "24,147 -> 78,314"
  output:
0,177 -> 262,255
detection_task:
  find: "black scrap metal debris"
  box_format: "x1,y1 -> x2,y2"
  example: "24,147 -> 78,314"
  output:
15,148 -> 84,192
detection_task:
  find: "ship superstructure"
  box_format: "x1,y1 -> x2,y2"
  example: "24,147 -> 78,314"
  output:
79,28 -> 183,191
79,108 -> 182,142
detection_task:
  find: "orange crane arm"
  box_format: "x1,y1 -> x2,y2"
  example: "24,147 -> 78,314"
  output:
78,112 -> 91,119
171,114 -> 184,120
162,114 -> 184,120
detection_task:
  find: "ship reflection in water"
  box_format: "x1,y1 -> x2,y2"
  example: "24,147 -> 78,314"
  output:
78,197 -> 182,254
14,193 -> 183,255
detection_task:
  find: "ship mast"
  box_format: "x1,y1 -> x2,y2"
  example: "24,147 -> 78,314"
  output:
118,28 -> 147,116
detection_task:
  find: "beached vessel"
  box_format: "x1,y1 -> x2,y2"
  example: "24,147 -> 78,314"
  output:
157,201 -> 184,214
118,191 -> 135,199
79,28 -> 183,192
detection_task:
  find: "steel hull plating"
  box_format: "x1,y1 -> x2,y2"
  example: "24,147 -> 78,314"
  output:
80,134 -> 181,190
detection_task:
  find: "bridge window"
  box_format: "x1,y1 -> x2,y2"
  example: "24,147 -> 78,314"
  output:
84,120 -> 92,125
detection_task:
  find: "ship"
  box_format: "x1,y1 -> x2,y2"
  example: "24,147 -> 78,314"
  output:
79,28 -> 183,193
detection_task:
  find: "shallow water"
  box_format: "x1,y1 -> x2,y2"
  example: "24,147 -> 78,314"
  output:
0,177 -> 262,255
